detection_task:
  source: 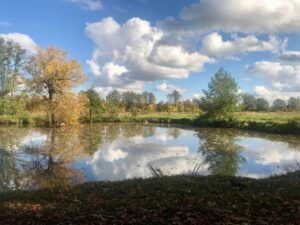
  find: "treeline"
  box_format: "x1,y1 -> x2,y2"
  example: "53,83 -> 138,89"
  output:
242,94 -> 300,112
0,38 -> 299,127
0,38 -> 200,126
83,89 -> 201,122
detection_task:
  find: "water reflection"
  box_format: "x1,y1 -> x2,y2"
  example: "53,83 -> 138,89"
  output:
198,129 -> 246,176
0,124 -> 300,192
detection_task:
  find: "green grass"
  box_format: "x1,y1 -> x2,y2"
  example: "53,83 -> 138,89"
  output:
1,111 -> 300,135
0,113 -> 46,126
235,111 -> 300,124
0,172 -> 299,224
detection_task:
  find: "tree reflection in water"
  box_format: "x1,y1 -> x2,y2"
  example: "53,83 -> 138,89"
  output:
198,128 -> 246,176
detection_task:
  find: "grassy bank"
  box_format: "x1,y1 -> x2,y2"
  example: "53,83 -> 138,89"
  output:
115,112 -> 300,135
1,112 -> 300,135
0,114 -> 46,126
196,112 -> 300,135
0,172 -> 299,224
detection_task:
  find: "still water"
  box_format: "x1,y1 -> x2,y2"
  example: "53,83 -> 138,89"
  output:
0,124 -> 299,192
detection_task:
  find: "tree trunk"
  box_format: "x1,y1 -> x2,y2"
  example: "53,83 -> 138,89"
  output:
49,90 -> 55,128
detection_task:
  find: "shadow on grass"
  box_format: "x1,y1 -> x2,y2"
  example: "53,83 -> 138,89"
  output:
0,172 -> 299,224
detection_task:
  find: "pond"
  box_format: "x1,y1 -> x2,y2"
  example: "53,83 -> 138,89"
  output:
0,124 -> 300,192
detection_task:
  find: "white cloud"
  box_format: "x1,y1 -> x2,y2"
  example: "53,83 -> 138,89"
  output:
246,61 -> 300,92
86,59 -> 101,76
0,33 -> 37,53
149,45 -> 214,71
279,50 -> 300,63
177,0 -> 300,33
68,0 -> 102,11
202,32 -> 280,58
254,86 -> 300,101
192,93 -> 203,99
156,82 -> 186,94
86,17 -> 214,90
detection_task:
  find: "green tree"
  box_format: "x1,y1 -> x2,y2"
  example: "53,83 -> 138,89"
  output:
106,90 -> 122,107
287,97 -> 300,111
85,88 -> 103,122
167,90 -> 181,105
242,94 -> 257,111
272,99 -> 287,111
201,68 -> 240,119
0,37 -> 27,97
256,98 -> 270,112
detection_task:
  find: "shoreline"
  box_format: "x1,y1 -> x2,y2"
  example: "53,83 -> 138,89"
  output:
1,113 -> 299,135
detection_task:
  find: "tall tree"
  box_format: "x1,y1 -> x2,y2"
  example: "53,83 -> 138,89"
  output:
26,47 -> 85,127
0,37 -> 26,96
167,90 -> 181,105
85,88 -> 103,121
201,68 -> 240,119
106,90 -> 121,106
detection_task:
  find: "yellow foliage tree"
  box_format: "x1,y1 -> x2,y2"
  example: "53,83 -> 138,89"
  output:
55,92 -> 88,124
26,47 -> 86,127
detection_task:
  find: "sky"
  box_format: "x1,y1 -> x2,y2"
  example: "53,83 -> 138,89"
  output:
1,0 -> 300,102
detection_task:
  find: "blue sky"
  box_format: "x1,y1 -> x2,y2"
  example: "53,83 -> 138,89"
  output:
1,0 -> 300,101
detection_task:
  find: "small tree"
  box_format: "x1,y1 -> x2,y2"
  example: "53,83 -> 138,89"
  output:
256,98 -> 270,112
201,68 -> 240,119
287,97 -> 300,111
242,94 -> 257,111
272,99 -> 287,111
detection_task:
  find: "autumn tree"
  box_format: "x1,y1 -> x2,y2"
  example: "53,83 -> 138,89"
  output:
26,47 -> 85,127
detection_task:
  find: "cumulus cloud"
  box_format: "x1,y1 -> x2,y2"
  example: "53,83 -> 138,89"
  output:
279,50 -> 300,63
68,0 -> 102,11
0,33 -> 37,53
246,61 -> 300,92
86,17 -> 214,90
254,86 -> 300,102
202,32 -> 280,58
175,0 -> 300,33
156,82 -> 186,94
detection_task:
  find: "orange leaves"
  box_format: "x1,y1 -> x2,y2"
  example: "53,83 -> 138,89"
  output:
27,46 -> 87,126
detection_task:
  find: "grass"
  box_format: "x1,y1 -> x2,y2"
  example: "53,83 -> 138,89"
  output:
235,111 -> 300,124
0,113 -> 46,126
0,172 -> 299,224
1,111 -> 300,135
